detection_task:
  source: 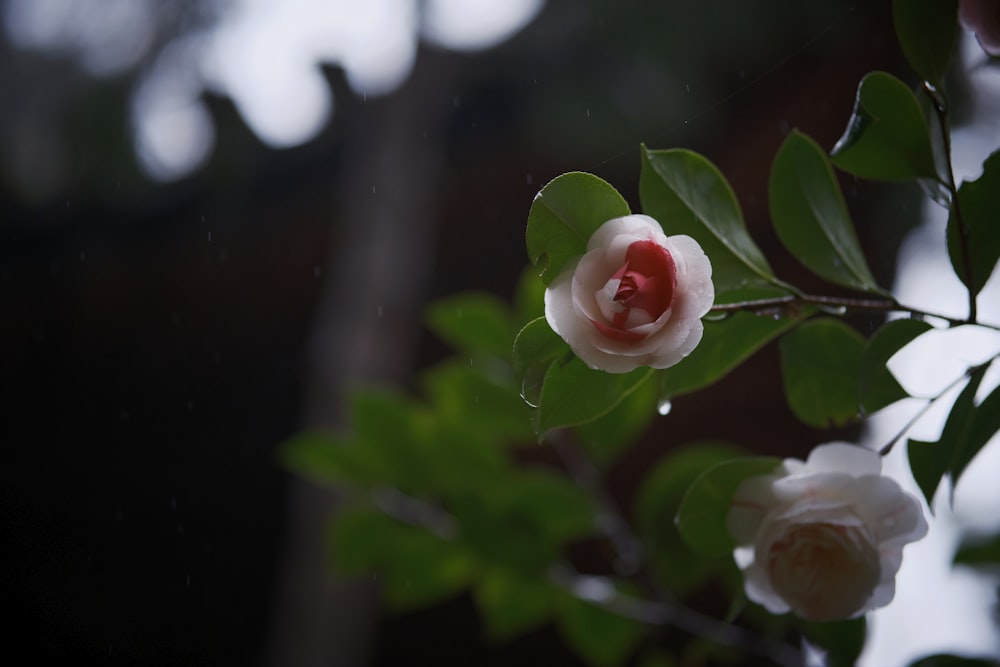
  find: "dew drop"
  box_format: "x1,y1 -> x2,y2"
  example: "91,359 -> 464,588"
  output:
657,398 -> 672,416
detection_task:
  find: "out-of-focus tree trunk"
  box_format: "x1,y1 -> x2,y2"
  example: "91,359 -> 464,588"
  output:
264,54 -> 459,666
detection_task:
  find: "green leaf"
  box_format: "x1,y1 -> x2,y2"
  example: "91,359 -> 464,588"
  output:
799,617 -> 866,667
513,316 -> 570,409
659,308 -> 805,400
425,291 -> 517,359
858,318 -> 933,415
954,532 -> 1000,567
453,469 -> 595,572
557,592 -> 644,667
675,456 -> 783,556
947,150 -> 1000,297
635,442 -> 746,595
574,373 -> 658,467
639,146 -> 778,292
526,172 -> 631,284
770,130 -> 885,294
952,373 -> 1000,490
779,318 -> 866,428
514,264 -> 546,326
279,431 -> 378,486
831,71 -> 938,181
473,569 -> 554,641
892,0 -> 958,86
907,365 -> 989,506
421,358 -> 534,446
538,358 -> 653,433
907,438 -> 946,510
330,504 -> 472,610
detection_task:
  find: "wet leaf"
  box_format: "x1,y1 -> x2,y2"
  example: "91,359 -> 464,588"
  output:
659,307 -> 805,400
770,130 -> 885,294
893,0 -> 958,86
640,146 -> 777,293
635,442 -> 745,594
675,456 -> 782,556
779,318 -> 866,428
831,71 -> 938,181
526,172 -> 631,284
574,374 -> 658,467
538,358 -> 653,434
512,316 -> 570,408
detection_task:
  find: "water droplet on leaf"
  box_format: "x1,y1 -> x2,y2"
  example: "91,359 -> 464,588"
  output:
657,398 -> 672,416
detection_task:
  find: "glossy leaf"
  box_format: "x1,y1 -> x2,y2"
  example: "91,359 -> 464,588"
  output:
639,146 -> 777,292
831,71 -> 938,181
893,0 -> 958,86
779,318 -> 866,428
526,172 -> 631,284
538,358 -> 653,433
557,592 -> 644,667
947,150 -> 1000,297
514,264 -> 546,326
659,308 -> 805,400
512,316 -> 570,408
425,291 -> 518,360
770,130 -> 885,293
858,318 -> 933,415
574,374 -> 658,467
635,442 -> 745,595
676,456 -> 782,556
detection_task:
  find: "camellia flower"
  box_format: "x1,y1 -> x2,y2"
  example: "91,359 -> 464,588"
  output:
543,214 -> 714,373
960,0 -> 1000,57
726,443 -> 928,621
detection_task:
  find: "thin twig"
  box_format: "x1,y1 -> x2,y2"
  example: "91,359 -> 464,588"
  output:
922,81 -> 977,323
548,431 -> 805,667
709,293 -> 998,331
878,357 -> 997,456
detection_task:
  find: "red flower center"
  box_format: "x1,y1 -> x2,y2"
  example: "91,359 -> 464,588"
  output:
592,240 -> 677,342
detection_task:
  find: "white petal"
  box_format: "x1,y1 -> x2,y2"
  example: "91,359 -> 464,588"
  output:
803,442 -> 881,477
587,214 -> 665,251
845,475 -> 929,545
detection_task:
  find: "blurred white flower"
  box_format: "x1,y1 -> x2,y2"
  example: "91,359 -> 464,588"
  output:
727,443 -> 928,621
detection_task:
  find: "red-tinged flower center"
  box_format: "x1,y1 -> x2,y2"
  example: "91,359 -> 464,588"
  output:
592,239 -> 677,342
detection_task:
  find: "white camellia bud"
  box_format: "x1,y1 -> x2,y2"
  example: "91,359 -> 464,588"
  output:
726,443 -> 928,621
544,214 -> 714,374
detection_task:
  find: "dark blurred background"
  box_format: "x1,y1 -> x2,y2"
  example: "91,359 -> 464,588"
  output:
2,1 -> 916,664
